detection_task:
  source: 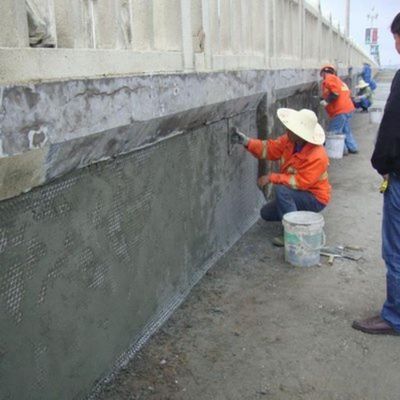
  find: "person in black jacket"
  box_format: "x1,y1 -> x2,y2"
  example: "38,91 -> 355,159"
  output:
352,12 -> 400,336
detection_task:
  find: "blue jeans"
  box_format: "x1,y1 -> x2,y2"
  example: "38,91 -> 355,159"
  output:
328,113 -> 358,153
381,173 -> 400,332
354,98 -> 372,111
260,185 -> 326,221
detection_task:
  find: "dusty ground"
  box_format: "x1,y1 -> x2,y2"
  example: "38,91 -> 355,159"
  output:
97,71 -> 400,400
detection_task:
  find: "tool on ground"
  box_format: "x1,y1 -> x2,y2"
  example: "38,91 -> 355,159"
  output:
320,245 -> 363,265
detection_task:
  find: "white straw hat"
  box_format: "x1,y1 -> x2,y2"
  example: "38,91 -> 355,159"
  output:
356,79 -> 369,89
277,108 -> 325,145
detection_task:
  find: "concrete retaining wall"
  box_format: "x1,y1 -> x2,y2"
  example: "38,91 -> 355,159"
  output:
0,68 -> 343,399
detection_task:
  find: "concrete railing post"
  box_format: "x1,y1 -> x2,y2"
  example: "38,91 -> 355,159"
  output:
181,0 -> 194,70
153,0 -> 181,51
299,0 -> 305,66
53,0 -> 94,48
0,0 -> 29,47
201,0 -> 212,69
130,0 -> 153,51
263,0 -> 271,68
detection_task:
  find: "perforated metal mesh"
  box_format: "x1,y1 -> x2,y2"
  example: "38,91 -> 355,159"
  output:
0,112 -> 263,400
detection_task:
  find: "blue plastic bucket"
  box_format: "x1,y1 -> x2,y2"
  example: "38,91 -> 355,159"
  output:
282,211 -> 325,267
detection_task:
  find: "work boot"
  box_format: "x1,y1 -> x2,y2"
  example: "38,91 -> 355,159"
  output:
352,315 -> 400,335
271,236 -> 284,247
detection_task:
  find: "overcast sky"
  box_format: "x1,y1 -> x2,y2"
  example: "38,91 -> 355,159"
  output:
319,0 -> 399,66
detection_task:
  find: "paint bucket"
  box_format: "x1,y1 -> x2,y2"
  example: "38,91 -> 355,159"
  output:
282,211 -> 325,267
369,108 -> 383,124
325,134 -> 345,159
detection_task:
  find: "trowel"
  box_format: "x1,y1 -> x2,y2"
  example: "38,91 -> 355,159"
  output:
320,245 -> 363,264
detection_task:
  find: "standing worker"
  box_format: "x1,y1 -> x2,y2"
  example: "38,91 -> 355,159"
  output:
320,64 -> 359,154
361,62 -> 377,91
352,12 -> 400,336
231,108 -> 331,246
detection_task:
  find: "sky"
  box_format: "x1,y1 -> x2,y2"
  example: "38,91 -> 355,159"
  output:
318,0 -> 399,66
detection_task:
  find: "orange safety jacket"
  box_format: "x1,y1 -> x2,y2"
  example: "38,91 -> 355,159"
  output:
246,134 -> 331,205
322,74 -> 355,118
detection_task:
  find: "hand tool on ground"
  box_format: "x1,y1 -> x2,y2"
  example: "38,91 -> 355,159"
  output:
320,245 -> 363,265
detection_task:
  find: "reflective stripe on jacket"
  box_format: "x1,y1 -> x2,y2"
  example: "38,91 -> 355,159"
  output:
246,134 -> 331,205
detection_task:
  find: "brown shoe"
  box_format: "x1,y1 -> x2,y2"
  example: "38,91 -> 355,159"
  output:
352,315 -> 400,335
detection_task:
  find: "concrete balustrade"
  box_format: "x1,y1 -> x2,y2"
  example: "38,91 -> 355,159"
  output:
0,0 -> 375,84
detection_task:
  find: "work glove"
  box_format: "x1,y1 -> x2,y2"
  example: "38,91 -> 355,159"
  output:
320,99 -> 328,107
230,127 -> 249,146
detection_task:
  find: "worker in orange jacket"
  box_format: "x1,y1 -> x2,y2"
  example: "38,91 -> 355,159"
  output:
320,64 -> 358,154
231,108 -> 331,245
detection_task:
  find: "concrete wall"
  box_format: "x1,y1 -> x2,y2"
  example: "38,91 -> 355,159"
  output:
0,68 -> 341,400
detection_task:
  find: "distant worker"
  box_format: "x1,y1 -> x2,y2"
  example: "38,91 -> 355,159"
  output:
320,64 -> 359,154
231,108 -> 331,246
353,79 -> 373,112
361,62 -> 377,91
352,13 -> 400,336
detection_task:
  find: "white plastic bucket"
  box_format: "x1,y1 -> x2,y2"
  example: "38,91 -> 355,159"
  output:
325,134 -> 345,159
282,211 -> 325,267
370,108 -> 382,124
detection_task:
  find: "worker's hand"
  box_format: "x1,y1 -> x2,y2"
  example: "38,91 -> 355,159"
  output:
320,99 -> 328,107
257,174 -> 270,189
231,127 -> 249,146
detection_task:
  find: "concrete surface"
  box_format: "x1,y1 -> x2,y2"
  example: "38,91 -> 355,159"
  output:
96,71 -> 400,400
0,69 -> 322,201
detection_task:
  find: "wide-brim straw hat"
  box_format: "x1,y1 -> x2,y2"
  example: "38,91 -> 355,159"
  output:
277,108 -> 325,145
356,79 -> 369,89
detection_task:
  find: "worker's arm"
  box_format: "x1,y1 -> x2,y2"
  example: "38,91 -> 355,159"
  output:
231,128 -> 287,161
268,155 -> 328,190
246,136 -> 287,160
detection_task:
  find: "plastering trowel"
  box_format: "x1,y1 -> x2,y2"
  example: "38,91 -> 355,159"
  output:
320,245 -> 363,265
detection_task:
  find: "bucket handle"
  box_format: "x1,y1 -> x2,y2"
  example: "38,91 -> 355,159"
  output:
296,229 -> 326,252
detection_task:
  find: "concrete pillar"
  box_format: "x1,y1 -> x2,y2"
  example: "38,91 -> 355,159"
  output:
299,0 -> 305,63
317,3 -> 322,63
91,0 -> 120,49
201,0 -> 212,68
230,0 -> 241,54
181,0 -> 194,70
251,0 -> 266,54
219,0 -> 231,54
271,0 -> 277,61
131,0 -> 153,51
153,0 -> 181,51
53,0 -> 93,48
0,0 -> 29,47
207,0 -> 220,54
263,0 -> 271,67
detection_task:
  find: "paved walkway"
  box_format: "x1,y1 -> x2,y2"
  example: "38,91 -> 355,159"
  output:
98,71 -> 400,400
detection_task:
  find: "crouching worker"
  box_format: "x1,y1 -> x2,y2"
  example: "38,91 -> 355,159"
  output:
231,108 -> 331,246
353,79 -> 373,112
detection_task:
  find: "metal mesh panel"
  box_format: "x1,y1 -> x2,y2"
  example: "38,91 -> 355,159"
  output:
0,112 -> 263,400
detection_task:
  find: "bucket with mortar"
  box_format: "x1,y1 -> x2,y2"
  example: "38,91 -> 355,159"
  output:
325,133 -> 345,159
282,211 -> 325,267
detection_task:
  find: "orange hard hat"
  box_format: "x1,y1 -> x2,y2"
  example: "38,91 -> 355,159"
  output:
320,64 -> 336,75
